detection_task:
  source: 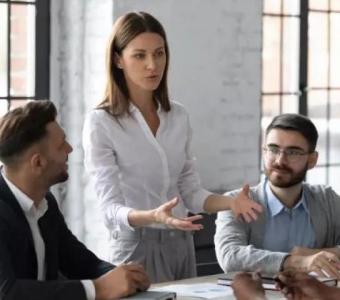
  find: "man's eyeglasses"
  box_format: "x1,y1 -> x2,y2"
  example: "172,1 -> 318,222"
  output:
263,146 -> 311,163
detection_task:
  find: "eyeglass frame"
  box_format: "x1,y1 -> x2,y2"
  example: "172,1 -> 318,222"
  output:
262,145 -> 314,163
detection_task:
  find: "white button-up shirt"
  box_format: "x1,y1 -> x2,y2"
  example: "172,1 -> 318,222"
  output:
2,172 -> 95,300
83,101 -> 211,231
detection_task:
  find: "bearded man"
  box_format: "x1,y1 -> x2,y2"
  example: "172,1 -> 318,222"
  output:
0,101 -> 150,300
215,114 -> 340,277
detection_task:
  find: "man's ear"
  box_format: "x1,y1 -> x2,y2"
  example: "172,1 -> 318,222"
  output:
307,151 -> 318,169
30,152 -> 46,175
114,52 -> 123,69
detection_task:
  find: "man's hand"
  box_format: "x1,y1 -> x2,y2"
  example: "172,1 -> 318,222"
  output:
229,185 -> 263,223
291,246 -> 319,256
291,247 -> 340,258
231,272 -> 266,300
93,263 -> 150,300
284,251 -> 340,278
153,197 -> 203,231
277,271 -> 339,300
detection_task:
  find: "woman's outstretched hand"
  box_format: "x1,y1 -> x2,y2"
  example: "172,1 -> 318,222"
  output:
153,197 -> 203,231
229,185 -> 263,223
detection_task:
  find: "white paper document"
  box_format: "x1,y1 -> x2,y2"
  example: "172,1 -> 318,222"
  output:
151,282 -> 234,299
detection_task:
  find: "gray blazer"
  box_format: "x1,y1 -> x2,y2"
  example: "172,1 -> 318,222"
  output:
214,180 -> 340,275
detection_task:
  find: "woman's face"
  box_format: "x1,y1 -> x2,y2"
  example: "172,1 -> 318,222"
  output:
116,32 -> 166,96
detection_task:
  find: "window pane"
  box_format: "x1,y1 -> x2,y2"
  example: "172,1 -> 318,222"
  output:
308,12 -> 329,87
329,166 -> 340,194
309,0 -> 329,10
264,0 -> 282,14
283,0 -> 300,15
262,16 -> 281,93
9,99 -> 29,111
0,100 -> 8,117
308,90 -> 328,165
282,17 -> 300,92
262,95 -> 280,118
282,95 -> 299,113
307,166 -> 327,185
330,91 -> 340,164
10,4 -> 35,97
330,13 -> 340,87
331,0 -> 340,10
0,4 -> 8,97
262,95 -> 280,142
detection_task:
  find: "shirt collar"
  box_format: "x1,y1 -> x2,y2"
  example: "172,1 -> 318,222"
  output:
2,170 -> 48,218
129,101 -> 162,114
265,180 -> 308,217
129,102 -> 138,113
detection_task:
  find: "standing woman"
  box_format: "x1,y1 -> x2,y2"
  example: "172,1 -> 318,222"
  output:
83,11 -> 262,283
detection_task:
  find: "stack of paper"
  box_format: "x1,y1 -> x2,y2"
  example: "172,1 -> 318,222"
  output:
151,282 -> 234,299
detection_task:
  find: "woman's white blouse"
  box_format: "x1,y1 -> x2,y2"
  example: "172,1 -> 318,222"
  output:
82,101 -> 211,231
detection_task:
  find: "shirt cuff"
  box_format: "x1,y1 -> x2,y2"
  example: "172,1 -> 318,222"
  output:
117,206 -> 135,230
279,254 -> 291,271
81,280 -> 95,300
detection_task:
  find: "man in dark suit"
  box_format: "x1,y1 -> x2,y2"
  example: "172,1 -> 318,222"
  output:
0,101 -> 150,300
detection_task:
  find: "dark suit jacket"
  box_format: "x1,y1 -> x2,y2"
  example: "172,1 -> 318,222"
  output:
0,173 -> 114,300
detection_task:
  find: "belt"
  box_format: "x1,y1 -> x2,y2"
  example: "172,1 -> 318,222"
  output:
111,227 -> 192,242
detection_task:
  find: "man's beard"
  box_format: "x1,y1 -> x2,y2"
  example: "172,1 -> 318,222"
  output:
264,162 -> 308,188
53,171 -> 69,184
46,160 -> 69,186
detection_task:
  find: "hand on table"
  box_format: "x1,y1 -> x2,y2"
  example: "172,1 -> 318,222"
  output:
285,251 -> 340,278
94,263 -> 150,300
231,272 -> 265,300
276,271 -> 338,300
291,246 -> 340,258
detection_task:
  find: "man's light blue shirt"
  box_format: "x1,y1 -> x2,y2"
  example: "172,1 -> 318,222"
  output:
262,181 -> 316,253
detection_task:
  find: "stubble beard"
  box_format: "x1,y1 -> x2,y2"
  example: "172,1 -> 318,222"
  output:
265,162 -> 309,188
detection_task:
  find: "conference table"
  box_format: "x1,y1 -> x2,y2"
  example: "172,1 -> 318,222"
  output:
151,273 -> 285,299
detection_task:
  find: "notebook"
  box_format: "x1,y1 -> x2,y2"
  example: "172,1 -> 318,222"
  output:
121,290 -> 176,300
217,272 -> 337,291
217,273 -> 279,291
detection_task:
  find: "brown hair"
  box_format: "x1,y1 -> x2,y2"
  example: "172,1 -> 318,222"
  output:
0,100 -> 57,165
266,113 -> 319,152
98,11 -> 171,116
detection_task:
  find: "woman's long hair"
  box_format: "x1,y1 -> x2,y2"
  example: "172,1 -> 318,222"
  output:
98,11 -> 171,116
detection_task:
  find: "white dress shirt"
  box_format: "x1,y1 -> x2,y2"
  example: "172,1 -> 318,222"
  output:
2,172 -> 95,300
83,101 -> 211,232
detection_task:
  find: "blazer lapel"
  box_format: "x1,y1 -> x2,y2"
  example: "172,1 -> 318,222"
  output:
0,172 -> 38,278
304,186 -> 328,248
0,173 -> 34,241
38,193 -> 59,280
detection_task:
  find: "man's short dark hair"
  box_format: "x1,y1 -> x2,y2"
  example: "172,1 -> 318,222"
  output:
0,101 -> 57,165
265,113 -> 319,152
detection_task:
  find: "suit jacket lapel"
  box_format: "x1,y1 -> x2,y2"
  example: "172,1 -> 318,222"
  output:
38,193 -> 59,280
304,186 -> 328,248
0,173 -> 34,241
0,173 -> 60,280
0,172 -> 38,278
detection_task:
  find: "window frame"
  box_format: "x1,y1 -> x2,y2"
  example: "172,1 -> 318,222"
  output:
262,0 -> 340,187
0,0 -> 50,110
